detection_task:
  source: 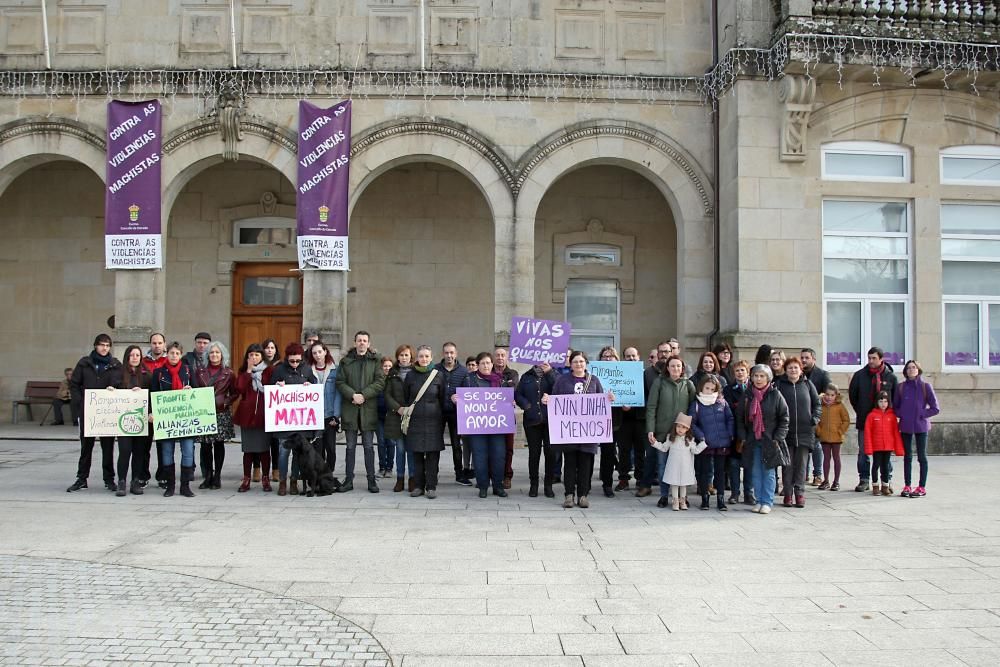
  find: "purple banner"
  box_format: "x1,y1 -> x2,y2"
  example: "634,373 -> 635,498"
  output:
547,393 -> 612,444
509,316 -> 572,367
105,100 -> 162,269
457,387 -> 515,435
297,100 -> 351,270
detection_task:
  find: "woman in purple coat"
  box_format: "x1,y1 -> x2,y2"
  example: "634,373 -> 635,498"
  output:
892,360 -> 939,498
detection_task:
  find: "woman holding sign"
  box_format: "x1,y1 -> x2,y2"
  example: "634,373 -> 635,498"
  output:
268,343 -> 318,496
150,342 -> 196,498
463,352 -> 508,499
403,345 -> 447,499
233,343 -> 272,493
114,345 -> 151,496
542,351 -> 614,509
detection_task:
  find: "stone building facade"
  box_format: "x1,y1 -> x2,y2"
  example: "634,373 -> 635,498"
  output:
0,1 -> 998,448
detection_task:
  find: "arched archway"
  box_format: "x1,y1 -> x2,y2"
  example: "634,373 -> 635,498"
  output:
0,118 -> 106,196
516,121 -> 715,342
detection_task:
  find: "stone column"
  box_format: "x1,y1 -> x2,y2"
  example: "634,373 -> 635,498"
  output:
494,213 -> 532,347
303,271 -> 346,358
114,270 -> 165,348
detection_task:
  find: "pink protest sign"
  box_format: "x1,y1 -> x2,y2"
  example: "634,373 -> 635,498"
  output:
264,385 -> 323,432
457,387 -> 515,435
547,393 -> 612,444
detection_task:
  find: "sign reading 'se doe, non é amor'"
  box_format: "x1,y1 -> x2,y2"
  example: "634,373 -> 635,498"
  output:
457,387 -> 515,435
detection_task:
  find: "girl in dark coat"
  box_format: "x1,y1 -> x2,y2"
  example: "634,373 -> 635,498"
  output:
195,341 -> 237,490
233,343 -> 271,493
403,345 -> 448,498
775,356 -> 821,508
115,344 -> 151,496
150,342 -> 195,498
688,375 -> 735,512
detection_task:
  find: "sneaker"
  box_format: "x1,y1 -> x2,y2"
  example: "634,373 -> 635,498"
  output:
615,480 -> 629,492
900,485 -> 912,498
855,480 -> 870,492
577,496 -> 590,508
759,505 -> 772,515
811,476 -> 823,487
751,504 -> 762,513
727,494 -> 739,505
911,486 -> 926,497
66,478 -> 87,493
426,489 -> 437,499
456,476 -> 473,487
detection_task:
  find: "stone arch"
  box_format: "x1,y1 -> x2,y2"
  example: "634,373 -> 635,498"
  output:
0,117 -> 106,197
515,120 -> 716,341
349,118 -> 517,340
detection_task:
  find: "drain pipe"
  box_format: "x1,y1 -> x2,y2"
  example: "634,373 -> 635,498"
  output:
706,0 -> 721,350
229,0 -> 238,68
419,0 -> 426,70
41,0 -> 51,70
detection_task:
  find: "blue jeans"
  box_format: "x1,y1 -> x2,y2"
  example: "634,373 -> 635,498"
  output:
901,431 -> 928,487
728,456 -> 745,497
655,448 -> 670,498
376,418 -> 392,471
857,429 -> 893,482
640,443 -> 659,488
750,439 -> 776,507
160,438 -> 195,467
277,435 -> 305,481
393,437 -> 414,479
469,434 -> 506,490
811,444 -> 823,477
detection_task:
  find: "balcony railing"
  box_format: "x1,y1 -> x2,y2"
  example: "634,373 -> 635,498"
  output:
779,1 -> 1000,41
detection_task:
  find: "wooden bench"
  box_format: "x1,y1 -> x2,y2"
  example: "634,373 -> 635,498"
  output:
11,381 -> 63,425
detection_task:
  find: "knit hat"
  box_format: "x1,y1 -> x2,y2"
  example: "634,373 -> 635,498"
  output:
674,412 -> 692,428
750,364 -> 773,381
195,332 -> 212,341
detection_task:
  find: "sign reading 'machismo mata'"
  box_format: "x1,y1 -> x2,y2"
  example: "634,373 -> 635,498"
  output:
105,100 -> 162,269
297,100 -> 351,270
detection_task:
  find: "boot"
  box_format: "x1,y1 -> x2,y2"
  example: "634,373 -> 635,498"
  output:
198,475 -> 212,490
278,480 -> 287,496
717,494 -> 728,511
700,494 -> 710,510
210,473 -> 221,490
238,476 -> 251,493
261,476 -> 272,492
603,485 -> 614,498
408,478 -> 416,492
163,465 -> 176,497
872,482 -> 881,496
116,480 -> 127,497
338,480 -> 354,493
543,483 -> 555,498
289,478 -> 299,496
368,479 -> 380,493
129,479 -> 143,495
252,466 -> 261,483
529,479 -> 538,498
635,487 -> 651,498
180,466 -> 196,498
393,478 -> 404,493
562,494 -> 574,508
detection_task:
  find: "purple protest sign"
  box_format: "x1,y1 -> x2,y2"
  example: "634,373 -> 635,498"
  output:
457,387 -> 515,435
297,100 -> 351,270
547,393 -> 612,444
509,316 -> 572,367
105,100 -> 162,269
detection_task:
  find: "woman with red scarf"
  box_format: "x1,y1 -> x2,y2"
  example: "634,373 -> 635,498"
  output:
735,364 -> 789,515
150,342 -> 196,498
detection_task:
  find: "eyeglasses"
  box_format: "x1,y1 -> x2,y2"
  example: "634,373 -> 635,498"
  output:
288,358 -> 302,364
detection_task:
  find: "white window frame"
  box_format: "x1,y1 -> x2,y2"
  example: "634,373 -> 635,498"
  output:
564,279 -> 621,357
233,216 -> 296,247
941,201 -> 1000,371
940,145 -> 1000,186
564,243 -> 621,266
821,141 -> 911,183
821,198 -> 912,371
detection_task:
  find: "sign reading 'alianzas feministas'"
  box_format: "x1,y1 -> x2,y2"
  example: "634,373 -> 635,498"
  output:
105,100 -> 162,269
296,100 -> 351,270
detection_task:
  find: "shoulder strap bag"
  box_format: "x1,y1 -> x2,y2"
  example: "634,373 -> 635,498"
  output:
401,370 -> 438,435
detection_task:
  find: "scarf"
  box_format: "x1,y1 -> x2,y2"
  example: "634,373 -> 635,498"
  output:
413,364 -> 433,373
697,391 -> 719,406
749,385 -> 767,440
165,361 -> 184,390
250,361 -> 266,393
867,362 -> 885,396
90,349 -> 113,374
476,371 -> 501,387
204,362 -> 224,387
821,393 -> 837,407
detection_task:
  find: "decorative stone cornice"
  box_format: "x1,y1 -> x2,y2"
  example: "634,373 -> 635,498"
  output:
163,117 -> 296,155
778,74 -> 816,162
0,117 -> 105,151
517,123 -> 714,216
351,119 -> 516,194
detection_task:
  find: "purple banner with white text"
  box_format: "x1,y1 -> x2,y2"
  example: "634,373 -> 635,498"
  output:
297,100 -> 351,270
509,316 -> 572,367
547,393 -> 612,444
457,387 -> 515,435
105,100 -> 162,269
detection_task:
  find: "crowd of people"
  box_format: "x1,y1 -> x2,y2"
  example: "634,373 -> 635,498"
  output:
63,330 -> 940,511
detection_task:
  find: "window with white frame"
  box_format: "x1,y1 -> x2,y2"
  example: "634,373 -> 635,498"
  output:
565,280 -> 620,359
822,141 -> 910,183
941,202 -> 1000,369
233,217 -> 296,247
823,199 -> 910,369
941,146 -> 1000,186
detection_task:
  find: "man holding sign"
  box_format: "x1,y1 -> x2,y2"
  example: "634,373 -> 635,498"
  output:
542,351 -> 614,510
66,334 -> 123,493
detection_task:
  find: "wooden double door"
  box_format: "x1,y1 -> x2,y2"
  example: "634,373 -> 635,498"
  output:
231,263 -> 303,362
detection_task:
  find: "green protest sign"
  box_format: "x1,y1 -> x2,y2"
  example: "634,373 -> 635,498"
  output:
151,387 -> 218,440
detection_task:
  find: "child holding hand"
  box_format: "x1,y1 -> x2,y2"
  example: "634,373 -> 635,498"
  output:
653,412 -> 707,511
863,390 -> 904,496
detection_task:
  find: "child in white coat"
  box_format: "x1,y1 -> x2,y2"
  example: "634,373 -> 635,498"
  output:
653,412 -> 707,510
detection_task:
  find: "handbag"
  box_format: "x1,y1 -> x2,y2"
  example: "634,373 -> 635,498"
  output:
763,438 -> 791,468
400,370 -> 438,435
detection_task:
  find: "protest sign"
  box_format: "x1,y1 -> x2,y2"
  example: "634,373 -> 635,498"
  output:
457,387 -> 515,435
151,388 -> 217,440
297,100 -> 351,270
547,393 -> 613,444
589,361 -> 644,407
509,316 -> 572,367
265,384 -> 323,432
83,389 -> 148,437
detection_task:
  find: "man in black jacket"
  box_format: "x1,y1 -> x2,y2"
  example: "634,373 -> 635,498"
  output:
848,347 -> 898,492
436,342 -> 471,485
66,334 -> 124,492
636,340 -> 671,497
801,347 -> 831,485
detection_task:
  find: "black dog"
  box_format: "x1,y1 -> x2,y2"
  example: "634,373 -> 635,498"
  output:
283,433 -> 340,496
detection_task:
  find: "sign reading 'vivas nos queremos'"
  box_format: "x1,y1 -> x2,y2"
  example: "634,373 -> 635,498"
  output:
105,100 -> 162,269
296,100 -> 351,270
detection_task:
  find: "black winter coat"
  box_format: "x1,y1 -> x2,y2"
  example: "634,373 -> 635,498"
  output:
383,365 -> 409,440
403,369 -> 446,453
804,365 -> 831,394
848,364 -> 898,430
149,363 -> 193,393
775,376 -> 821,451
268,360 -> 318,386
70,355 -> 124,419
515,368 -> 555,426
435,362 -> 469,415
735,385 -> 790,468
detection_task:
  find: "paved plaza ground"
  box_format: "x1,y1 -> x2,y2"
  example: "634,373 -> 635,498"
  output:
3,429 -> 1000,666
